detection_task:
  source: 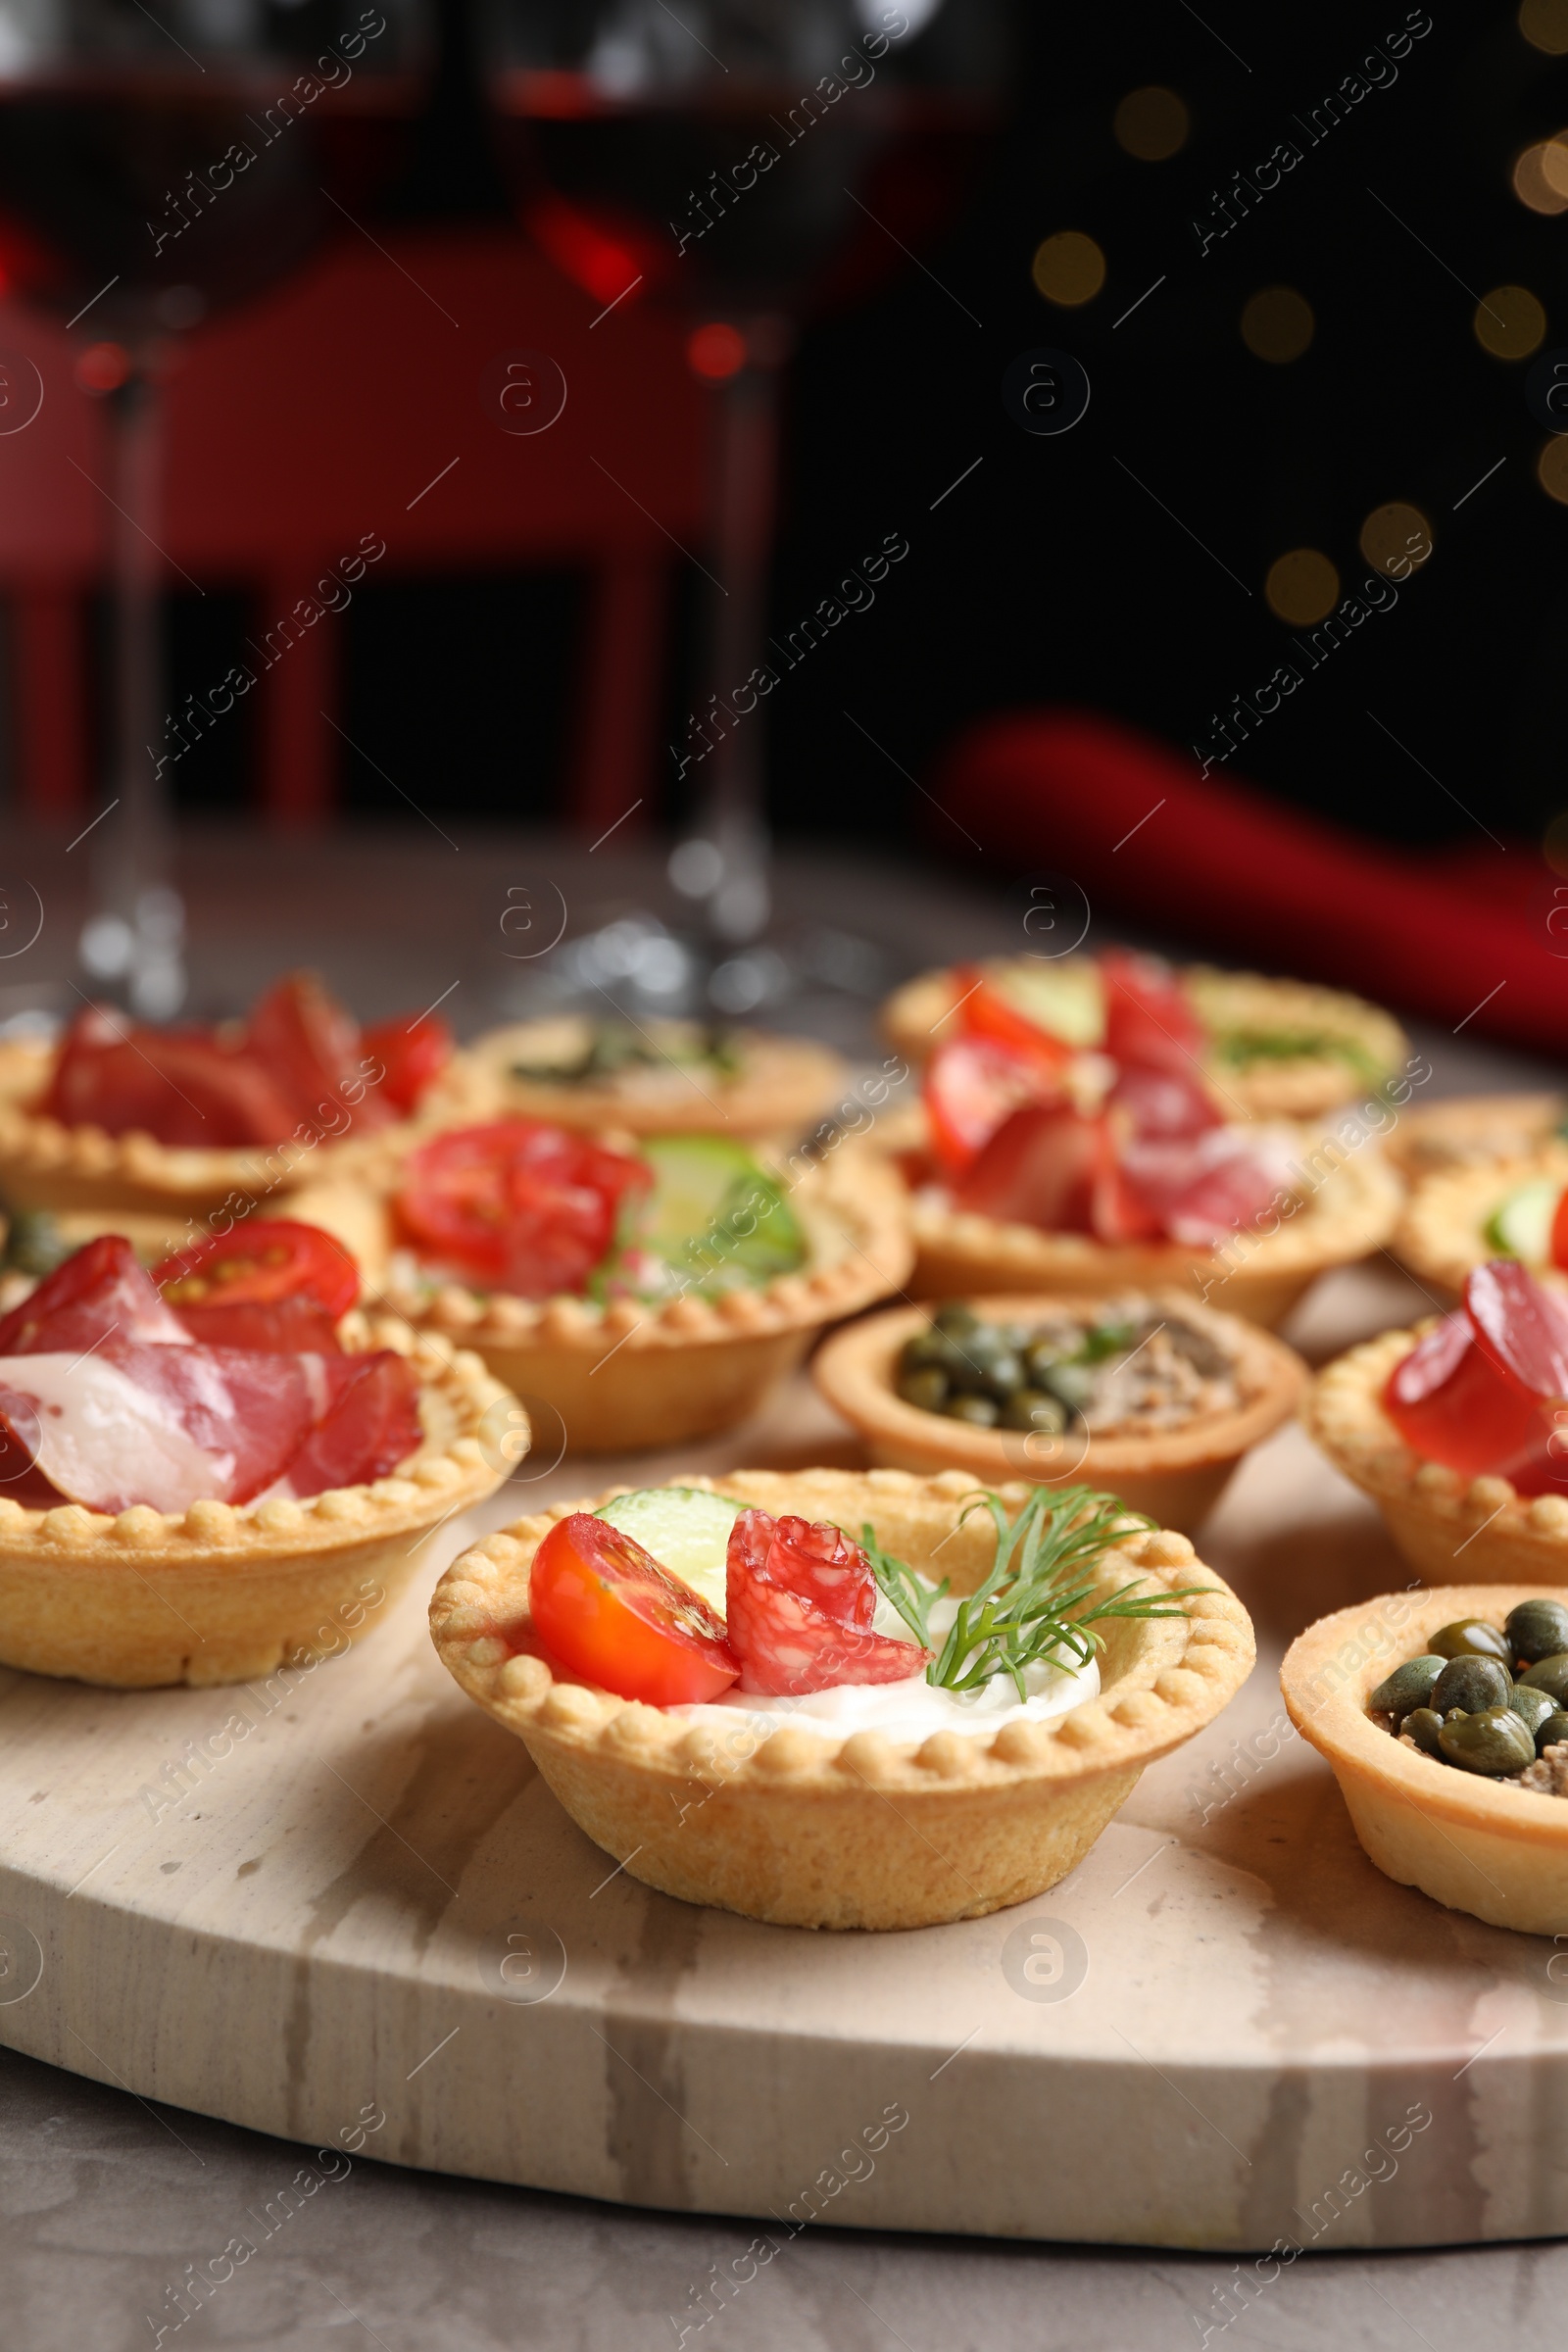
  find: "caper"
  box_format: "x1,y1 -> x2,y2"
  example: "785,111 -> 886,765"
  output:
1369,1655 -> 1446,1716
1508,1683 -> 1557,1740
1520,1652 -> 1568,1706
1431,1654 -> 1512,1716
1400,1707 -> 1446,1756
931,1301 -> 979,1340
1506,1597 -> 1568,1666
1039,1359 -> 1096,1413
896,1366 -> 949,1413
3,1207 -> 68,1277
999,1388 -> 1066,1434
901,1327 -> 954,1373
1024,1338 -> 1064,1386
944,1393 -> 999,1428
1430,1618 -> 1512,1664
1438,1707 -> 1537,1776
1539,1709 -> 1568,1755
940,1333 -> 1011,1396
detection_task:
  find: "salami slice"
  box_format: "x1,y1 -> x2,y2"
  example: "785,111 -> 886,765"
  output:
724,1508 -> 927,1695
0,1234 -> 188,1356
279,1351 -> 423,1497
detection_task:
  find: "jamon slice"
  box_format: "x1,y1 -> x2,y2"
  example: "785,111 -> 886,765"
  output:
1118,1131 -> 1287,1249
277,1351 -> 423,1497
42,1006 -> 300,1148
0,1234 -> 187,1355
172,1296 -> 344,1353
247,972 -> 394,1134
1101,948 -> 1206,1077
954,1102 -> 1107,1232
1465,1257 -> 1568,1399
724,1508 -> 927,1695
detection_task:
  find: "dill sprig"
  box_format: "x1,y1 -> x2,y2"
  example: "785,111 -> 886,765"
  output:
862,1486 -> 1214,1702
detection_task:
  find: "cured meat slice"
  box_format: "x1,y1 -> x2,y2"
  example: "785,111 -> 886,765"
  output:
42,1005 -> 300,1148
0,1234 -> 188,1355
727,1508 -> 877,1630
1466,1258 -> 1568,1399
247,972 -> 393,1133
724,1508 -> 926,1695
278,1351 -> 424,1497
1101,948 -> 1206,1076
172,1296 -> 343,1354
955,1102 -> 1107,1232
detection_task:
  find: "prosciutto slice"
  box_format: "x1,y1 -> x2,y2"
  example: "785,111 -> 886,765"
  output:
0,1234 -> 187,1355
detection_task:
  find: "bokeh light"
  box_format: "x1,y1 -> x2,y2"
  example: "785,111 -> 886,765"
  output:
1031,231 -> 1106,307
1539,437 -> 1568,504
1474,284 -> 1547,360
1543,135 -> 1568,197
687,322 -> 747,380
1240,287 -> 1314,363
1265,549 -> 1340,626
1521,0 -> 1568,52
75,343 -> 131,394
1513,142 -> 1568,213
1359,502 -> 1434,576
1112,86 -> 1190,161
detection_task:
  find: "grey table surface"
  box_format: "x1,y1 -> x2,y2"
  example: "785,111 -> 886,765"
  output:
3,823 -> 1565,2351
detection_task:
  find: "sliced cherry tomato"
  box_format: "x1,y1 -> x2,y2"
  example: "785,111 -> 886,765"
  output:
924,1038 -> 1060,1178
954,1102 -> 1108,1232
42,1007 -> 300,1149
396,1119 -> 650,1297
1465,1258 -> 1568,1399
1102,949 -> 1207,1078
360,1013 -> 453,1116
952,967 -> 1074,1077
529,1512 -> 739,1704
1551,1186 -> 1568,1276
151,1219 -> 361,1322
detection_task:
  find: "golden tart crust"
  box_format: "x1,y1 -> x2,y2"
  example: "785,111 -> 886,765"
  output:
811,1293 -> 1306,1534
1302,1322 -> 1568,1586
429,1468 -> 1255,1931
0,1316 -> 514,1689
1395,1148 -> 1568,1298
880,958 -> 1407,1120
0,1034 -> 468,1226
455,1017 -> 847,1141
881,1108 -> 1401,1329
294,1147 -> 913,1453
1383,1093 -> 1565,1184
1281,1583 -> 1568,1936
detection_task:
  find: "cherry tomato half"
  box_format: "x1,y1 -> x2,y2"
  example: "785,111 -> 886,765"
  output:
924,1038 -> 1059,1178
953,967 -> 1074,1077
150,1218 -> 361,1321
529,1512 -> 739,1704
360,1013 -> 453,1115
396,1119 -> 650,1297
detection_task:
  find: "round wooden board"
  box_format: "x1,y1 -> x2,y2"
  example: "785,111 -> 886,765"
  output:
4,1292 -> 1568,2252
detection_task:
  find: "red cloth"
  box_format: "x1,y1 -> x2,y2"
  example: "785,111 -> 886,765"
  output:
933,710 -> 1567,1054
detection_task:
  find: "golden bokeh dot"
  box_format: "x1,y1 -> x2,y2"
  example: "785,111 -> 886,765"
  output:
1031,231 -> 1106,307
1112,85 -> 1190,161
1513,142 -> 1568,213
1359,502 -> 1434,576
1521,0 -> 1568,52
1542,133 -> 1568,196
1240,286 -> 1314,363
1539,437 -> 1568,505
1265,549 -> 1340,627
1474,283 -> 1547,359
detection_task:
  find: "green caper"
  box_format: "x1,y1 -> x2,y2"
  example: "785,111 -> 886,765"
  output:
931,1301 -> 979,1340
1430,1619 -> 1512,1663
1438,1707 -> 1537,1776
2,1207 -> 68,1277
1508,1683 -> 1557,1740
901,1327 -> 954,1374
1400,1707 -> 1446,1756
1369,1655 -> 1446,1715
1431,1655 -> 1512,1716
1538,1709 -> 1568,1755
1506,1598 -> 1568,1665
999,1388 -> 1066,1434
896,1366 -> 949,1413
944,1393 -> 999,1428
1024,1338 -> 1064,1386
1039,1359 -> 1096,1413
1520,1653 -> 1568,1706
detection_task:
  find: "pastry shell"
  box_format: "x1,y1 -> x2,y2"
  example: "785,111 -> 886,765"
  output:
294,1147 -> 914,1454
811,1293 -> 1306,1534
1302,1322 -> 1568,1586
881,959 -> 1407,1120
1281,1583 -> 1568,1936
429,1468 -> 1255,1931
0,1317 -> 516,1690
1383,1093 -> 1565,1184
882,1109 -> 1401,1329
454,1017 -> 847,1142
1395,1148 -> 1568,1299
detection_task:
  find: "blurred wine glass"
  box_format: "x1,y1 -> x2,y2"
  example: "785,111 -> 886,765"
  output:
0,0 -> 432,1016
478,0 -> 1009,1004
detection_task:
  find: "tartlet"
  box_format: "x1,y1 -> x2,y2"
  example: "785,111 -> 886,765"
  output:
429,1468 -> 1254,1930
1282,1584 -> 1568,1935
1302,1321 -> 1568,1585
294,1148 -> 913,1453
882,958 -> 1407,1119
811,1294 -> 1305,1533
0,1314 -> 515,1689
1383,1094 -> 1566,1185
1396,1148 -> 1568,1298
885,1109 -> 1401,1328
455,1016 -> 846,1142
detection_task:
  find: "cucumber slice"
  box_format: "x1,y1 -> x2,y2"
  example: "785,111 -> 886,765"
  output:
639,1136 -> 806,1291
1485,1178 -> 1560,1264
595,1485 -> 747,1616
993,960 -> 1105,1048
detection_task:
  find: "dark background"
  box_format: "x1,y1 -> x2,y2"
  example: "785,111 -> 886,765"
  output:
167,0 -> 1568,855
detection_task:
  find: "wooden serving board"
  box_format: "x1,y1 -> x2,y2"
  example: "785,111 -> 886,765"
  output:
4,1264 -> 1568,2253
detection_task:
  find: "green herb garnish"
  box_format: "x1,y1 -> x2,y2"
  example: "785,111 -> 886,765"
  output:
862,1486 -> 1212,1703
1210,1026 -> 1384,1088
511,1022 -> 745,1086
